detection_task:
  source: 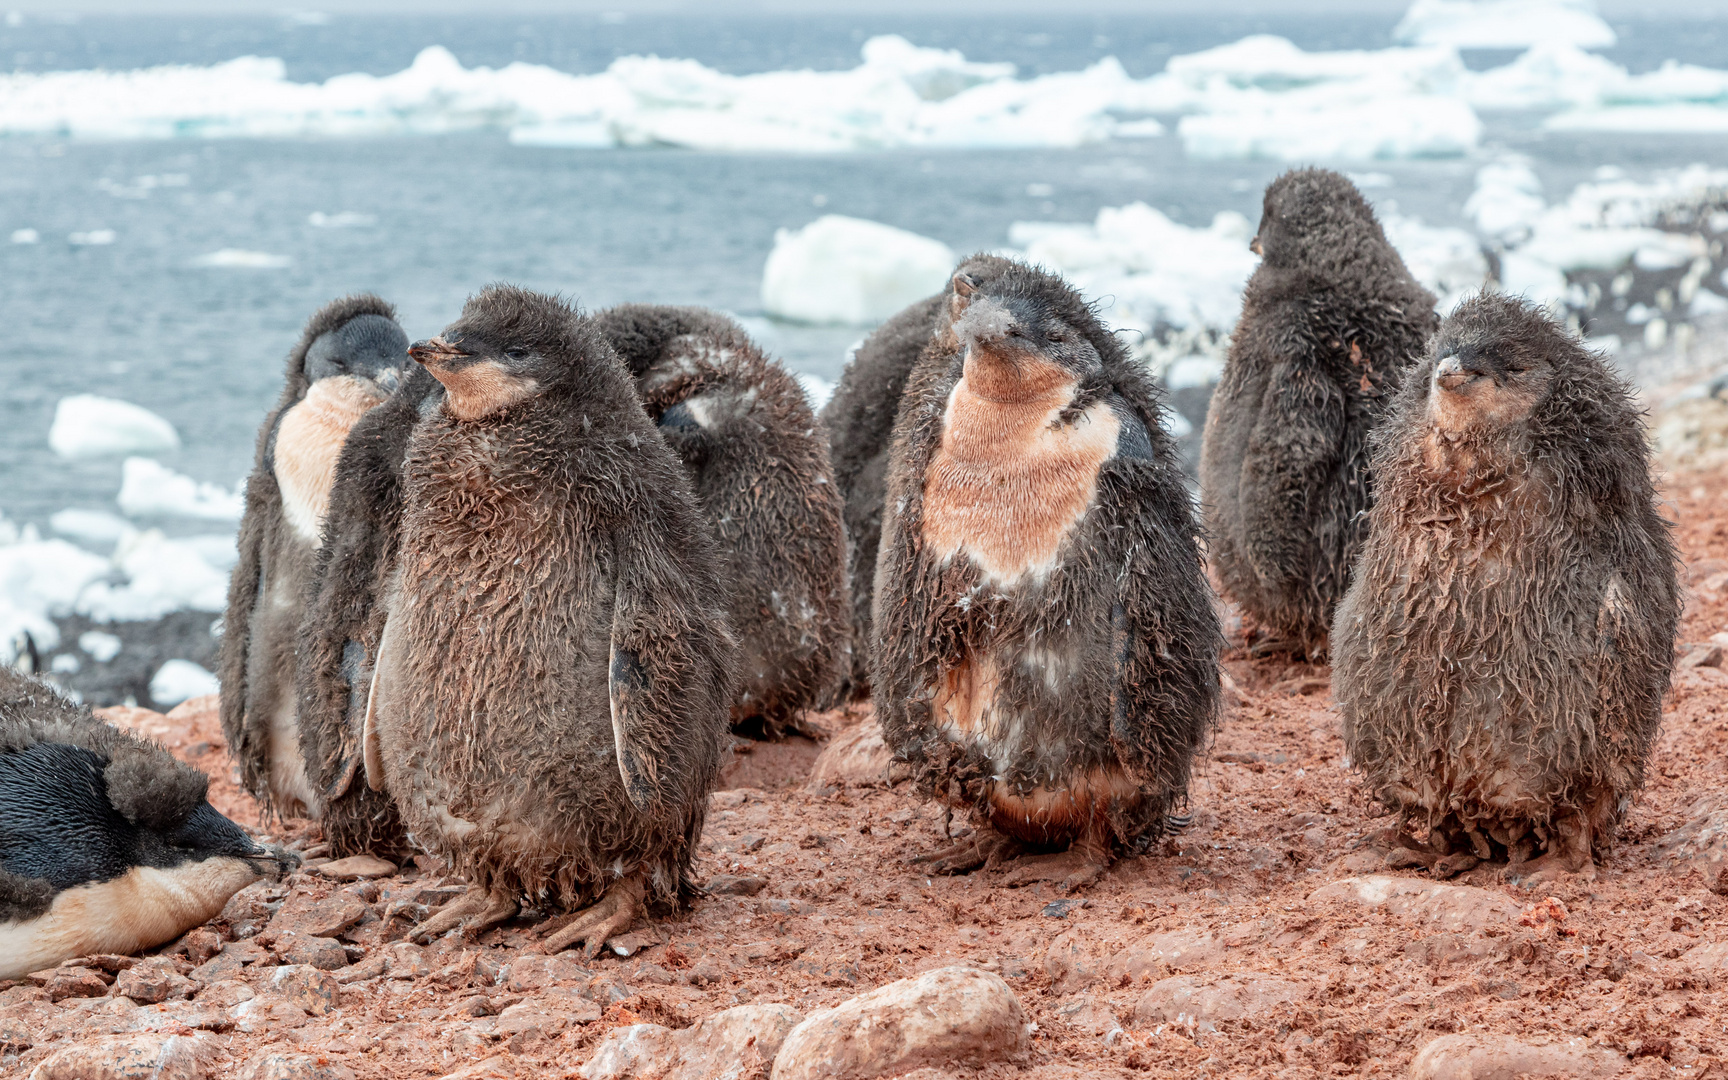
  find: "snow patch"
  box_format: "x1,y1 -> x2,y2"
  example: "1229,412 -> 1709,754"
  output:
117,457 -> 244,521
150,659 -> 220,707
78,630 -> 123,662
49,395 -> 180,459
762,215 -> 955,326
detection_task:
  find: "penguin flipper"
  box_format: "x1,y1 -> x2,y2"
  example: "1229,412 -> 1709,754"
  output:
608,638 -> 658,813
360,616 -> 394,793
1239,362 -> 1345,589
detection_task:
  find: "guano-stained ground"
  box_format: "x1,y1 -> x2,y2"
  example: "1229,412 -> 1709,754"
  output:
4,467 -> 1727,1080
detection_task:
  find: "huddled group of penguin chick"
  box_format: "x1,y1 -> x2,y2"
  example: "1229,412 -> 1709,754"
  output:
1,167 -> 1683,980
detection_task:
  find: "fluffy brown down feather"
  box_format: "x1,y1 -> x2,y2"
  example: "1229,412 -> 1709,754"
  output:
1201,169 -> 1438,656
872,259 -> 1222,852
592,304 -> 848,734
370,286 -> 733,909
1332,292 -> 1679,862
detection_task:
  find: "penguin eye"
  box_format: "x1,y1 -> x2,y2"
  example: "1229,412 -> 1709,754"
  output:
504,346 -> 530,362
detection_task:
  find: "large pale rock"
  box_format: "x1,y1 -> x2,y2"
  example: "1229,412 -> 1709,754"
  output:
807,722 -> 893,789
28,1033 -> 219,1080
1408,1035 -> 1625,1079
237,1055 -> 357,1080
503,953 -> 593,992
1103,931 -> 1224,982
1309,876 -> 1521,932
1683,940 -> 1728,972
311,855 -> 397,881
268,891 -> 371,939
1134,974 -> 1312,1024
771,966 -> 1027,1080
583,1004 -> 804,1080
1657,799 -> 1728,892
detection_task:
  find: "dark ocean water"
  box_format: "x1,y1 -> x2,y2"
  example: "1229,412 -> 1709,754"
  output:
0,11 -> 1725,527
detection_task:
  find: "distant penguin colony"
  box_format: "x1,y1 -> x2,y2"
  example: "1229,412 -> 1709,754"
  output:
872,261 -> 1222,883
822,255 -> 1016,699
365,287 -> 734,952
1332,294 -> 1679,882
294,362 -> 444,859
0,669 -> 290,979
592,304 -> 849,736
220,295 -> 408,817
1200,169 -> 1439,658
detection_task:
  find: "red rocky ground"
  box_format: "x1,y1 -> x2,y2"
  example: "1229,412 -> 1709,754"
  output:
5,469 -> 1728,1080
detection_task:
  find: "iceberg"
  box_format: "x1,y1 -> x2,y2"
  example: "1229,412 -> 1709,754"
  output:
1394,0 -> 1616,50
116,457 -> 244,521
0,532 -> 109,659
49,394 -> 181,459
761,215 -> 956,326
149,659 -> 220,707
50,509 -> 137,546
192,249 -> 292,268
77,530 -> 231,622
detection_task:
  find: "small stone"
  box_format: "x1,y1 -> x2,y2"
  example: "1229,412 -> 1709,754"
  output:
1134,974 -> 1312,1024
503,953 -> 592,992
190,939 -> 267,986
771,966 -> 1027,1080
230,997 -> 310,1033
380,940 -> 431,979
114,963 -> 194,1005
276,936 -> 349,971
1681,644 -> 1724,669
1309,876 -> 1522,932
1409,1034 -> 1626,1080
41,966 -> 110,1002
435,1057 -> 517,1080
709,875 -> 769,897
172,928 -> 224,965
756,898 -> 813,916
266,965 -> 340,1016
80,955 -> 138,974
236,1054 -> 358,1080
582,1003 -> 803,1080
28,1032 -> 219,1080
737,835 -> 766,853
806,721 -> 893,789
196,980 -> 256,1008
269,891 -> 371,939
1104,932 -> 1223,980
312,855 -> 397,881
332,955 -> 388,985
1040,899 -> 1084,919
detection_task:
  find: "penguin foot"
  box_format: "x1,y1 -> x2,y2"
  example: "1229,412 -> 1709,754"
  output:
999,849 -> 1108,893
911,827 -> 1021,875
1508,811 -> 1596,886
1432,853 -> 1481,879
408,887 -> 519,944
542,873 -> 645,960
1384,847 -> 1437,870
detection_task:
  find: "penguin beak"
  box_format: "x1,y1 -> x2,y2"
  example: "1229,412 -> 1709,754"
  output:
408,338 -> 469,369
1249,235 -> 1263,256
1434,353 -> 1487,393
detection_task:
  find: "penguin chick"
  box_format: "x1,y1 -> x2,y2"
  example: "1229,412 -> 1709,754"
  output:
592,304 -> 847,737
1332,293 -> 1679,884
1200,169 -> 1438,658
0,669 -> 293,979
371,286 -> 734,955
293,363 -> 444,860
873,263 -> 1222,889
821,254 -> 1017,699
221,296 -> 408,819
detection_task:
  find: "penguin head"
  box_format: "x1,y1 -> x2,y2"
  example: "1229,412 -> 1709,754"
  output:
410,285 -> 582,422
1424,292 -> 1562,432
304,313 -> 409,396
102,741 -> 297,880
948,269 -> 1104,403
1251,168 -> 1384,272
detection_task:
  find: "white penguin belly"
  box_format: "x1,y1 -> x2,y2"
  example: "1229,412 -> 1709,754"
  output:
0,859 -> 260,980
275,375 -> 387,544
922,380 -> 1120,588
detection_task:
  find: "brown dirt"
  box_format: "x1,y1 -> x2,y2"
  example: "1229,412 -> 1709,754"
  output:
6,468 -> 1728,1080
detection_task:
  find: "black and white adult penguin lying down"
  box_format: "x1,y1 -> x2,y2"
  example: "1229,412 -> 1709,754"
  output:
0,670 -> 292,979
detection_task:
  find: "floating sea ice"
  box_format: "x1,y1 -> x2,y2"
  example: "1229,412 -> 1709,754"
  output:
116,457 -> 244,521
68,230 -> 116,245
761,215 -> 955,326
1381,212 -> 1491,312
49,508 -> 136,545
49,394 -> 181,459
307,211 -> 376,227
77,530 -> 231,621
192,248 -> 291,268
1394,0 -> 1616,50
78,629 -> 123,662
150,659 -> 220,707
0,532 -> 110,660
1464,158 -> 1547,241
1178,87 -> 1481,161
10,228 -> 37,244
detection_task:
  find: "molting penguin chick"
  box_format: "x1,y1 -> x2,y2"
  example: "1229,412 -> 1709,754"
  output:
221,296 -> 408,818
0,669 -> 292,979
873,263 -> 1222,887
592,305 -> 847,737
370,286 -> 734,954
1200,169 -> 1438,657
1332,293 -> 1679,883
821,254 -> 1017,699
294,362 -> 444,860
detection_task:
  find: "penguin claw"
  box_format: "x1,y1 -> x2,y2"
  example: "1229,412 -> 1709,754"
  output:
407,887 -> 517,944
911,829 -> 1020,875
541,873 -> 646,959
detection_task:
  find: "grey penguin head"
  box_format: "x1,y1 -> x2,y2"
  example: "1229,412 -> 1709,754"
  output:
408,285 -> 585,421
1251,168 -> 1384,270
1425,292 -> 1564,432
947,269 -> 1104,398
304,313 -> 410,394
